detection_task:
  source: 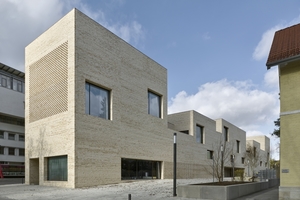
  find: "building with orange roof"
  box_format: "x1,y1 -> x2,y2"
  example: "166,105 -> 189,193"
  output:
267,23 -> 300,199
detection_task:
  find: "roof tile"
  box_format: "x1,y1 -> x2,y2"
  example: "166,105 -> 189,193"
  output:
266,23 -> 300,67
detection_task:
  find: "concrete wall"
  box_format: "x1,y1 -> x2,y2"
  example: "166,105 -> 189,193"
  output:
178,179 -> 279,200
0,87 -> 24,118
216,119 -> 246,170
25,9 -> 76,188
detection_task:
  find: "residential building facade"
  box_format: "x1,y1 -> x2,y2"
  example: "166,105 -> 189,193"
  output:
25,9 -> 269,188
267,23 -> 300,199
0,62 -> 25,176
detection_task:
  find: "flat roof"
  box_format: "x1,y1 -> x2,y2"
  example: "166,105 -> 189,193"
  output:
0,62 -> 25,79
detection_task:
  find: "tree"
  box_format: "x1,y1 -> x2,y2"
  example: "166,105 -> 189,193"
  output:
244,144 -> 261,181
271,118 -> 280,138
203,136 -> 234,182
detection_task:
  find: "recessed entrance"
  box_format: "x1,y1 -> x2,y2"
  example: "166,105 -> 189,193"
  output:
121,158 -> 161,180
29,158 -> 39,185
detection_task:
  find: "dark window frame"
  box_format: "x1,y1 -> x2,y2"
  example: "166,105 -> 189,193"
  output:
8,148 -> 15,156
207,150 -> 213,159
47,155 -> 68,181
196,125 -> 204,144
236,140 -> 240,153
85,82 -> 111,120
148,91 -> 162,118
224,126 -> 229,141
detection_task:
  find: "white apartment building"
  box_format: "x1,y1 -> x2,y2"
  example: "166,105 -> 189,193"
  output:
0,62 -> 25,177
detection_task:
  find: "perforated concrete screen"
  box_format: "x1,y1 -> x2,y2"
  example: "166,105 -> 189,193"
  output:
28,42 -> 68,123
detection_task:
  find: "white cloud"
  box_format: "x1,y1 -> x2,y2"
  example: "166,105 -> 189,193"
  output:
264,67 -> 279,89
253,15 -> 300,61
0,0 -> 64,71
168,78 -> 279,131
0,0 -> 144,72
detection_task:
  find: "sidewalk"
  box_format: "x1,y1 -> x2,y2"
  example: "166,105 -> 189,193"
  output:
234,186 -> 279,200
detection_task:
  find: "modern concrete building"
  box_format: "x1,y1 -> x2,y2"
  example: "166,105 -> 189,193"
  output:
0,62 -> 25,176
246,136 -> 270,176
267,23 -> 300,199
25,9 -> 270,188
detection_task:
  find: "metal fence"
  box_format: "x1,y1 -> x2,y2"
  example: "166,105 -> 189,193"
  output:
258,169 -> 277,181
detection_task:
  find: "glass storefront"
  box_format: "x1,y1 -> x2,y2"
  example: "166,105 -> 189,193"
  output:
121,158 -> 161,180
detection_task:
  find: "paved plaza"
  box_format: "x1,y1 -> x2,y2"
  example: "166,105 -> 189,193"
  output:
0,178 -> 278,200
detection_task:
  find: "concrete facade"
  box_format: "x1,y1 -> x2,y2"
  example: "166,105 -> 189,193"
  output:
25,9 -> 270,188
246,136 -> 270,177
0,63 -> 25,174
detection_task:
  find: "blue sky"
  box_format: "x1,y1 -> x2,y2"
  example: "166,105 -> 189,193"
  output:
2,0 -> 299,158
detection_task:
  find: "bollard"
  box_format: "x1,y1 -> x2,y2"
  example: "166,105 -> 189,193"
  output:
128,194 -> 131,200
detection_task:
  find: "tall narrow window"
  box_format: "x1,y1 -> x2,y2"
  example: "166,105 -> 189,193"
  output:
0,146 -> 4,155
236,140 -> 240,153
196,125 -> 204,144
0,131 -> 4,139
19,135 -> 25,141
48,155 -> 68,181
241,157 -> 245,164
207,150 -> 213,159
224,126 -> 229,141
85,82 -> 110,120
148,91 -> 161,118
19,148 -> 25,156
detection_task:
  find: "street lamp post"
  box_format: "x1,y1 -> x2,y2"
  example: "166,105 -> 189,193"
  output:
173,133 -> 177,197
247,159 -> 250,177
232,155 -> 235,181
221,145 -> 224,181
212,153 -> 214,182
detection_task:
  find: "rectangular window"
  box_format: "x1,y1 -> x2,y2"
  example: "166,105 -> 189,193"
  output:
260,161 -> 262,166
180,130 -> 189,134
224,126 -> 229,141
19,135 -> 25,141
48,155 -> 68,181
0,147 -> 4,155
8,148 -> 15,155
207,150 -> 213,159
8,133 -> 15,140
236,140 -> 240,153
265,162 -> 267,167
0,131 -> 4,139
241,157 -> 245,164
85,82 -> 110,120
196,125 -> 204,144
0,75 -> 11,89
13,79 -> 22,92
19,148 -> 25,156
148,91 -> 161,118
